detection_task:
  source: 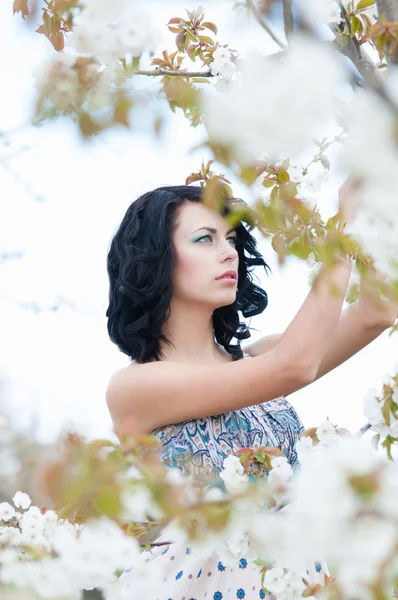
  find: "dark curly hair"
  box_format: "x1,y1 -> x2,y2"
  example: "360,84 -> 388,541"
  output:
106,185 -> 272,363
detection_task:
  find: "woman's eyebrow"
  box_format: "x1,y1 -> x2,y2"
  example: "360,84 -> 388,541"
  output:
192,226 -> 236,235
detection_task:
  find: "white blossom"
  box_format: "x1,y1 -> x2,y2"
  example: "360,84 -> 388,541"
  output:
373,416 -> 398,439
316,418 -> 338,445
0,525 -> 22,545
106,558 -> 166,600
295,436 -> 314,463
33,52 -> 80,109
300,0 -> 344,25
268,456 -> 293,485
64,3 -> 160,65
263,566 -> 287,594
53,516 -> 140,591
119,484 -> 164,523
392,385 -> 398,404
117,465 -> 145,483
363,388 -> 398,438
203,35 -> 345,162
306,252 -> 322,286
375,461 -> 398,519
219,530 -> 253,568
285,435 -> 388,578
363,388 -> 383,425
339,73 -> 398,279
19,506 -> 45,533
85,67 -> 115,112
0,548 -> 19,566
0,502 -> 16,522
204,486 -> 226,502
213,75 -> 236,93
220,454 -> 249,494
288,163 -> 328,211
298,170 -> 328,209
65,16 -> 119,63
80,0 -> 130,24
210,45 -> 236,78
281,567 -> 307,597
337,517 -> 396,597
1,555 -> 80,599
116,6 -> 160,57
12,492 -> 31,510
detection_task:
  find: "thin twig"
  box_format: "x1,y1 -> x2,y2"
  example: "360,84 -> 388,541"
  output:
147,540 -> 173,547
0,146 -> 44,201
245,0 -> 287,49
134,67 -> 214,78
357,423 -> 372,437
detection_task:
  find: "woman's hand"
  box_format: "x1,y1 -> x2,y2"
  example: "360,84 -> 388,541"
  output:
338,175 -> 362,229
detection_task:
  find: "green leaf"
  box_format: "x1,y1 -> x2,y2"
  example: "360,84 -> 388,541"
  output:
94,486 -> 122,518
132,55 -> 140,72
187,30 -> 198,43
270,185 -> 279,202
288,237 -> 311,260
198,35 -> 215,45
253,453 -> 265,463
191,78 -> 212,84
341,34 -> 349,48
351,15 -> 362,34
262,178 -> 275,188
202,21 -> 218,35
240,165 -> 258,186
382,398 -> 391,427
114,96 -> 132,127
253,558 -> 268,566
381,436 -> 394,461
278,169 -> 290,184
356,0 -> 376,11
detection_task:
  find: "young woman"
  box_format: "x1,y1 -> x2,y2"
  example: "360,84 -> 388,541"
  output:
105,184 -> 354,599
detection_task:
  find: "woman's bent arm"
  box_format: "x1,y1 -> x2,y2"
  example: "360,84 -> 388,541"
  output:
106,258 -> 352,433
273,256 -> 353,379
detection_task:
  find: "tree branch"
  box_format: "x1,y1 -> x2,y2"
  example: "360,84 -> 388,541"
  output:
282,0 -> 295,43
134,68 -> 215,78
245,0 -> 287,49
295,8 -> 398,117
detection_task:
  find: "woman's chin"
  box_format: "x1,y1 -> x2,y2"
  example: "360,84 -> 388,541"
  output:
213,294 -> 237,309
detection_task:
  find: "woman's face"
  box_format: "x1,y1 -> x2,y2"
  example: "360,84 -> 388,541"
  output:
171,201 -> 239,310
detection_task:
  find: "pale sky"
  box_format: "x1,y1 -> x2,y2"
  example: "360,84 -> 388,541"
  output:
1,0 -> 397,446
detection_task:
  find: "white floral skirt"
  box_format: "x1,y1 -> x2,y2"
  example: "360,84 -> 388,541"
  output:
107,534 -> 329,600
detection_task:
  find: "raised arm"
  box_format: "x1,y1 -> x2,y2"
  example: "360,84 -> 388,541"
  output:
106,257 -> 353,434
243,294 -> 394,385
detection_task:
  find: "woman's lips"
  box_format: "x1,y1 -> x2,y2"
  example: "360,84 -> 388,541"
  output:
216,276 -> 237,284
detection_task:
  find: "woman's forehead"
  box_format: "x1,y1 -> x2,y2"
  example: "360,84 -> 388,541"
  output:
176,201 -> 231,232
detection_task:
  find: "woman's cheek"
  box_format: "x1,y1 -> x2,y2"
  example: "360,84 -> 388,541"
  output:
175,247 -> 207,293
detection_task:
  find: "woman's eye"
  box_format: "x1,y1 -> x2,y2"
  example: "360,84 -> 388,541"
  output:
195,235 -> 237,245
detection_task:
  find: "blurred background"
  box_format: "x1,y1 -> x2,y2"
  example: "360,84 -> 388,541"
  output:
1,0 -> 397,502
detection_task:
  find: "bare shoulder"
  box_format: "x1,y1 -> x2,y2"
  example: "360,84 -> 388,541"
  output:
105,361 -> 178,433
106,351 -> 312,434
106,362 -> 155,437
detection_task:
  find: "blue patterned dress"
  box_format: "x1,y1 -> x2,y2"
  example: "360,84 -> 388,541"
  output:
108,354 -> 325,600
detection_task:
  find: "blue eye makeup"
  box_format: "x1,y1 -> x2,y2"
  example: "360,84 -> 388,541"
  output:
193,234 -> 237,245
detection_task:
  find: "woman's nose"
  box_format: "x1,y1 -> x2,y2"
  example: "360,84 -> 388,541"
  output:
221,241 -> 238,260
